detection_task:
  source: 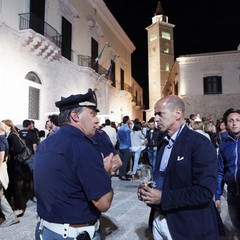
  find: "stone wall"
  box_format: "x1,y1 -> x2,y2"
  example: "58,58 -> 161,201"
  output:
182,94 -> 240,121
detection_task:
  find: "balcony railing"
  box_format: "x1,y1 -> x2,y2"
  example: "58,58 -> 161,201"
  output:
78,54 -> 108,76
19,13 -> 62,48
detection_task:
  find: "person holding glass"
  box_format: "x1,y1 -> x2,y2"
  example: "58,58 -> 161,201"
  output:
137,95 -> 224,240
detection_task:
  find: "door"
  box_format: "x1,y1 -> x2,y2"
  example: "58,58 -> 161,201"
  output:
91,38 -> 98,72
29,0 -> 45,35
61,17 -> 72,61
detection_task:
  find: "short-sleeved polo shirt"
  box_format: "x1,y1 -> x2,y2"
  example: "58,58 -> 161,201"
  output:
34,125 -> 112,224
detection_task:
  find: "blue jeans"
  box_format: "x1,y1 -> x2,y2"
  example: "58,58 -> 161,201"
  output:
132,147 -> 142,174
227,193 -> 240,238
35,222 -> 101,240
148,148 -> 157,173
118,149 -> 131,177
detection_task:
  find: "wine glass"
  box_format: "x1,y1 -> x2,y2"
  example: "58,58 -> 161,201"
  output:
139,165 -> 153,185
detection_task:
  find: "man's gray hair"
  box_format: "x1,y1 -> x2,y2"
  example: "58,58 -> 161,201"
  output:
165,95 -> 185,113
59,107 -> 83,125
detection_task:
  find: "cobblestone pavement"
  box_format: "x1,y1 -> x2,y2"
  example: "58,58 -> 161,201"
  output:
0,178 -> 237,240
0,177 -> 152,240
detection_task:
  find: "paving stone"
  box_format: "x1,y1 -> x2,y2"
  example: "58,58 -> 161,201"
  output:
0,178 -> 236,240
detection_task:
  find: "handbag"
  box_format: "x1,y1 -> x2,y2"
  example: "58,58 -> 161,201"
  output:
15,138 -> 32,164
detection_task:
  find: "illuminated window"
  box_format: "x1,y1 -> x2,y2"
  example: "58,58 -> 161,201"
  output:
150,34 -> 157,42
203,76 -> 222,94
165,63 -> 170,71
163,44 -> 170,53
161,31 -> 171,40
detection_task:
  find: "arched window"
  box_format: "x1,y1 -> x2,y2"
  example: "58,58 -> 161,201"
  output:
25,71 -> 42,84
25,72 -> 41,120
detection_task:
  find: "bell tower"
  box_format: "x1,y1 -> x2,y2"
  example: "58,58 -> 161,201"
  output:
146,2 -> 175,119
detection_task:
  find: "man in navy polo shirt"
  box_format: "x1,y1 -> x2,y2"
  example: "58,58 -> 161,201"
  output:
34,89 -> 121,240
91,117 -> 121,176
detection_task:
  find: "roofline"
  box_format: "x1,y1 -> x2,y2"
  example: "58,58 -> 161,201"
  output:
88,0 -> 136,53
178,50 -> 240,58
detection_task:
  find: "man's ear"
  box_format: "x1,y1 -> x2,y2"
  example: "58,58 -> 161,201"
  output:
70,111 -> 80,122
175,108 -> 181,120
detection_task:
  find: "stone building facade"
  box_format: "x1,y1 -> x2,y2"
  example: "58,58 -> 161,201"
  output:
147,2 -> 240,122
0,0 -> 144,128
165,50 -> 240,120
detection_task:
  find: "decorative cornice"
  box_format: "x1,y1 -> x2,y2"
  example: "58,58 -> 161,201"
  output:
86,17 -> 103,38
87,0 -> 136,53
146,20 -> 175,31
59,0 -> 79,21
177,51 -> 240,64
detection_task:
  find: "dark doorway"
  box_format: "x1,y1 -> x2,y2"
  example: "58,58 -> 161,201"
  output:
61,17 -> 72,61
110,60 -> 115,86
120,67 -> 124,90
29,0 -> 45,35
91,38 -> 99,72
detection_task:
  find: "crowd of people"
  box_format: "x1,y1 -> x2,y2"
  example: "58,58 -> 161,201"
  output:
0,89 -> 239,239
0,115 -> 61,227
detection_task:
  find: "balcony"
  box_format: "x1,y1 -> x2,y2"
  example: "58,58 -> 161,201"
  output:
78,54 -> 108,76
123,83 -> 132,94
19,13 -> 62,48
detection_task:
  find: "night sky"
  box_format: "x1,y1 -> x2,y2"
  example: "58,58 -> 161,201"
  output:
104,0 -> 240,108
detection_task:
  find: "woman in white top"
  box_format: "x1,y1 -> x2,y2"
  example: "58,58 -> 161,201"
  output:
130,121 -> 145,180
191,120 -> 211,140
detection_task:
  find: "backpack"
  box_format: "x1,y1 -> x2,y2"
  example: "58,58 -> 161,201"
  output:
15,138 -> 33,164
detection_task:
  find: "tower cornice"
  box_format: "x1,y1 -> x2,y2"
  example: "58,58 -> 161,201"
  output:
146,21 -> 175,31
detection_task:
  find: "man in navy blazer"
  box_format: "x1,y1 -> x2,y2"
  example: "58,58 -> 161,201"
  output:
138,95 -> 224,240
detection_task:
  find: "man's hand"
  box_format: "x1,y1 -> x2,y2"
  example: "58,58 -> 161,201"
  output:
111,154 -> 122,175
137,183 -> 162,205
215,200 -> 221,213
103,153 -> 122,176
103,153 -> 114,175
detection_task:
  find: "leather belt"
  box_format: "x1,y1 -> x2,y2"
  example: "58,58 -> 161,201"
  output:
39,218 -> 99,239
70,220 -> 97,228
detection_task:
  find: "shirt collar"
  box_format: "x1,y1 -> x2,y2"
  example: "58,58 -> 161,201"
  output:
165,124 -> 185,143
